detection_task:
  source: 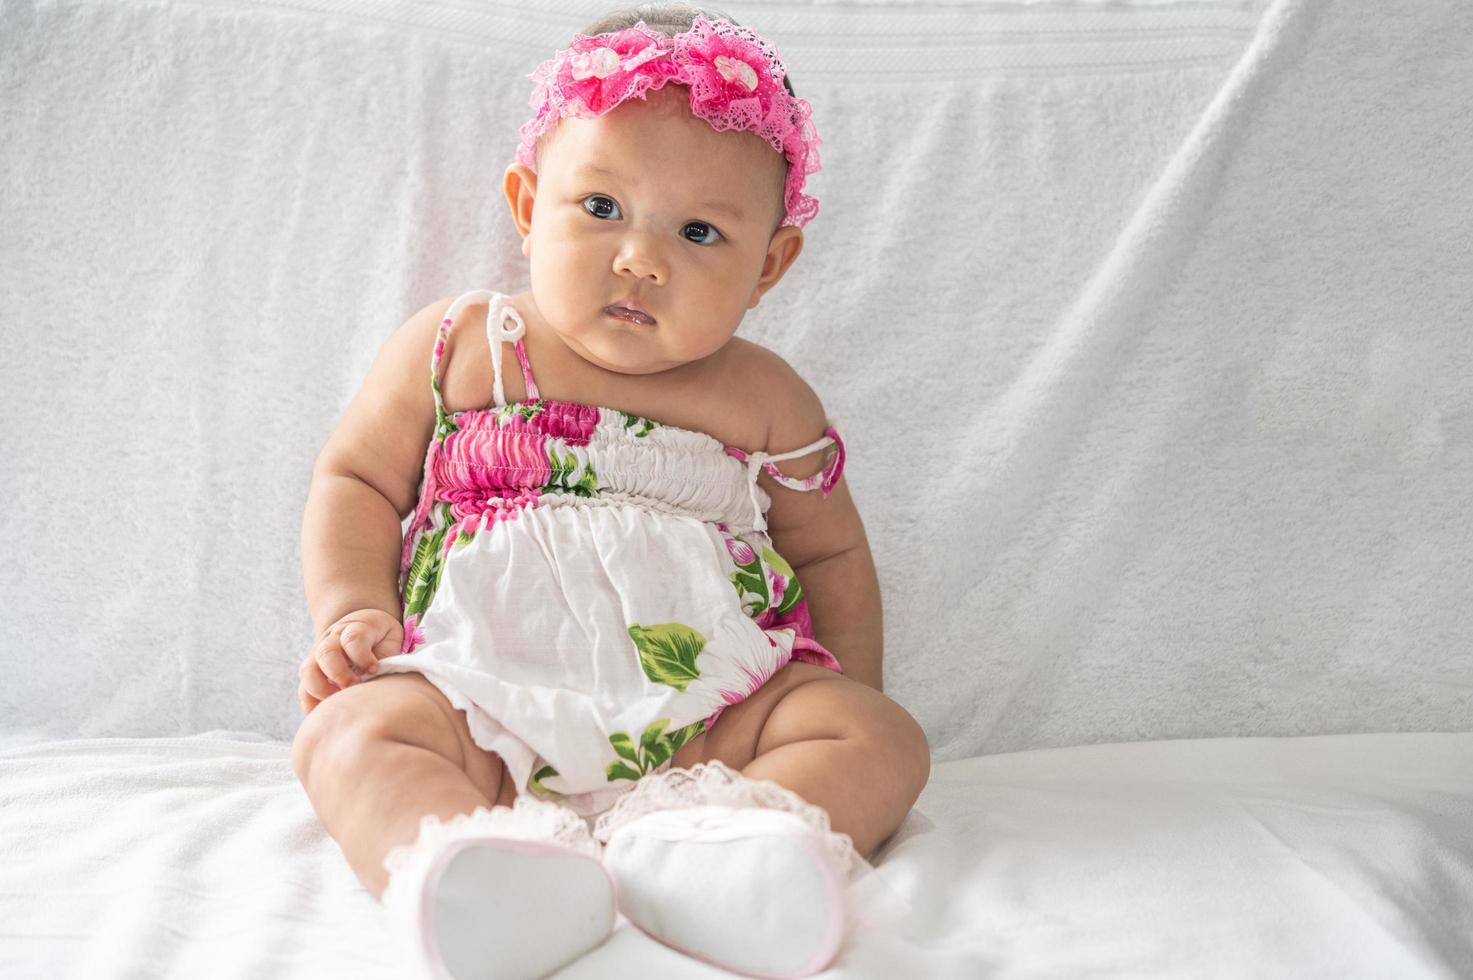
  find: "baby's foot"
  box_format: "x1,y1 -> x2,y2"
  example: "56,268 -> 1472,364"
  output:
382,797 -> 614,980
594,762 -> 859,979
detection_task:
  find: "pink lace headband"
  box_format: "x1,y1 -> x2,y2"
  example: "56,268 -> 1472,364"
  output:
516,16 -> 821,228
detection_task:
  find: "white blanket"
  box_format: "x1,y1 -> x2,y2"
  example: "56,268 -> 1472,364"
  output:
0,1 -> 1469,752
2,731 -> 1469,977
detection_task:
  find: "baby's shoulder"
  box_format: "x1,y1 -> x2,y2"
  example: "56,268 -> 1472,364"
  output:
722,337 -> 797,395
718,339 -> 826,449
432,291 -> 533,412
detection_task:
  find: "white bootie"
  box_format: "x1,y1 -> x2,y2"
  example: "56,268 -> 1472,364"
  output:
381,796 -> 614,980
593,761 -> 859,979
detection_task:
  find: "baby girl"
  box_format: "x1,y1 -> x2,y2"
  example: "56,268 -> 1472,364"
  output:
292,4 -> 930,978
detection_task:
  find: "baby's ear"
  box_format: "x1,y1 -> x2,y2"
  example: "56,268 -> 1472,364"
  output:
503,163 -> 538,244
749,225 -> 804,308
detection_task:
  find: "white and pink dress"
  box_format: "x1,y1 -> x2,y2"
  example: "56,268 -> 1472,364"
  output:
367,289 -> 847,820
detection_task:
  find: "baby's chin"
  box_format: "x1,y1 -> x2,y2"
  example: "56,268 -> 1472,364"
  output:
560,328 -> 690,377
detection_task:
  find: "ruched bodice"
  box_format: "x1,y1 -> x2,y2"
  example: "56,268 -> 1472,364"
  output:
396,289 -> 846,581
429,398 -> 771,533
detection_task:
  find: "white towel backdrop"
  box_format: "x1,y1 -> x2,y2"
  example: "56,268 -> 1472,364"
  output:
1,0 -> 1469,759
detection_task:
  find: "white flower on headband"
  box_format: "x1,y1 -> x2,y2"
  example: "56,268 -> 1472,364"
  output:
713,54 -> 758,92
569,46 -> 622,80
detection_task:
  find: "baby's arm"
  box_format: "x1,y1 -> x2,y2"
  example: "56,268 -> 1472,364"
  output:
300,294 -> 457,654
756,362 -> 884,691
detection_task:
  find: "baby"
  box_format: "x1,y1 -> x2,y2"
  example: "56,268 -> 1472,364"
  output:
292,4 -> 930,978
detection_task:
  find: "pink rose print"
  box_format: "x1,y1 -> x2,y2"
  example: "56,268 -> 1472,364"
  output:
705,635 -> 788,730
440,488 -> 542,559
819,426 -> 846,496
401,614 -> 426,654
724,534 -> 756,566
755,595 -> 812,637
436,424 -> 552,494
768,570 -> 789,610
510,400 -> 600,446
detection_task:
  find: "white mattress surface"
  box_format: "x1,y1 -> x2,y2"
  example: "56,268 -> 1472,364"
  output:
2,731 -> 1469,978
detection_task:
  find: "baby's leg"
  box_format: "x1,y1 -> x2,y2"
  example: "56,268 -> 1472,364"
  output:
671,662 -> 931,859
291,672 -> 517,898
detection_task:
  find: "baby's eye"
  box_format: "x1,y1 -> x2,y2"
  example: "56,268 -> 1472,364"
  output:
683,221 -> 722,246
583,194 -> 621,220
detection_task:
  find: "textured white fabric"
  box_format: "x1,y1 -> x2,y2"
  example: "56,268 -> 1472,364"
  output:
2,732 -> 1470,977
4,0 -> 1471,759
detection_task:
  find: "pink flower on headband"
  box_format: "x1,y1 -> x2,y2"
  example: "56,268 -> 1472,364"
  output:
672,18 -> 819,226
516,17 -> 822,228
520,24 -> 679,148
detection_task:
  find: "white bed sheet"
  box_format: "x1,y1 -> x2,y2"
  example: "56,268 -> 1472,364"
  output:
2,731 -> 1469,979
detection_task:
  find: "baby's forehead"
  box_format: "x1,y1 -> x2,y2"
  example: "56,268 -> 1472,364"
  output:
534,87 -> 788,224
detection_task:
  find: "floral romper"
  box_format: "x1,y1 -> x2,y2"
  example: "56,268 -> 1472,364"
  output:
366,289 -> 848,820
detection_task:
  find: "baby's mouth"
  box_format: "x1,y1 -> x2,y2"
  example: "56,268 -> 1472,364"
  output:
605,305 -> 656,326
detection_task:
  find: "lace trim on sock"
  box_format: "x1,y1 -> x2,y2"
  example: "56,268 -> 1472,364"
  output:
382,795 -> 601,898
590,759 -> 858,875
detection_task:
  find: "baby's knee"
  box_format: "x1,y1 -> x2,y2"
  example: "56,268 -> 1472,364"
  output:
854,691 -> 932,801
291,691 -> 364,785
291,673 -> 462,784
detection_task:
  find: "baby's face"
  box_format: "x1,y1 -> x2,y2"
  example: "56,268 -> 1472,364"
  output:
506,84 -> 801,376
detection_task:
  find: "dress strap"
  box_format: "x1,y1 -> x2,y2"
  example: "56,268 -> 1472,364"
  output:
430,289 -> 497,419
482,292 -> 530,408
511,326 -> 541,403
728,418 -> 847,532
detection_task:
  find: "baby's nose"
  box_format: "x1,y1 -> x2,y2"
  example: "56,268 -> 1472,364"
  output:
613,230 -> 669,285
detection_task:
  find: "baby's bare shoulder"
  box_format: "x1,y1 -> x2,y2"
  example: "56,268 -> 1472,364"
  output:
314,293 -> 463,517
722,340 -> 825,450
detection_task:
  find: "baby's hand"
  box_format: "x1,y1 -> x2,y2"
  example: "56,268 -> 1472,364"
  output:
298,609 -> 405,715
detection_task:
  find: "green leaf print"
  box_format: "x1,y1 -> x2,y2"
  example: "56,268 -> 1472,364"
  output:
606,760 -> 643,782
571,463 -> 599,497
729,567 -> 770,617
628,623 -> 706,691
529,765 -> 559,796
665,718 -> 704,756
640,719 -> 672,768
763,546 -> 805,616
544,446 -> 600,498
604,719 -> 707,782
402,503 -> 456,619
618,410 -> 659,437
608,731 -> 640,764
431,375 -> 461,439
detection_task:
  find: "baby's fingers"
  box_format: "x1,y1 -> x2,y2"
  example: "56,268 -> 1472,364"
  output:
310,634 -> 363,689
338,623 -> 382,676
298,659 -> 338,703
